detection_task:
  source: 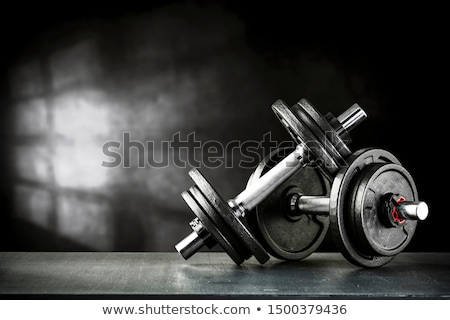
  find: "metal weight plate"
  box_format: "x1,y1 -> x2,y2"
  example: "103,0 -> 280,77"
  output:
291,99 -> 349,168
329,148 -> 402,268
181,190 -> 245,265
271,100 -> 339,175
349,163 -> 418,256
188,168 -> 270,264
246,147 -> 331,260
296,99 -> 352,161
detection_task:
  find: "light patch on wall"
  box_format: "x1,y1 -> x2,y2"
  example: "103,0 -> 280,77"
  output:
53,90 -> 112,139
9,33 -> 123,251
51,89 -> 114,189
53,141 -> 109,189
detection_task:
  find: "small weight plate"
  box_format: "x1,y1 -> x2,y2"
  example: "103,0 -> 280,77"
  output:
272,100 -> 339,175
181,190 -> 244,265
246,147 -> 331,260
292,99 -> 349,167
189,168 -> 270,264
297,99 -> 352,160
349,163 -> 418,256
329,148 -> 401,268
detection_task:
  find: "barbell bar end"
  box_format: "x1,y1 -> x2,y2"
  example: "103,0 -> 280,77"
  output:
175,231 -> 205,260
398,201 -> 429,221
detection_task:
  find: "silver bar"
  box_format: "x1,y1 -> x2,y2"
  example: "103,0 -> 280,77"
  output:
398,201 -> 429,221
296,196 -> 330,215
233,145 -> 305,212
175,232 -> 205,260
337,103 -> 367,133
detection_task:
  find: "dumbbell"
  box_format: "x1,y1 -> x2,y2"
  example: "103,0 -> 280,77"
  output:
248,147 -> 429,267
175,98 -> 366,265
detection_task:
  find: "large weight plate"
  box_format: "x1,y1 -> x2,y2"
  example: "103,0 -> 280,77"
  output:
189,168 -> 270,264
329,148 -> 401,268
349,163 -> 418,256
246,147 -> 331,260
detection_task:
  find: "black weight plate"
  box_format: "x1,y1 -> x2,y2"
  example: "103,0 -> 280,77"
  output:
350,163 -> 418,256
189,186 -> 252,260
272,100 -> 339,174
297,98 -> 352,160
181,190 -> 244,265
329,148 -> 401,268
291,99 -> 347,168
189,168 -> 270,264
246,147 -> 331,260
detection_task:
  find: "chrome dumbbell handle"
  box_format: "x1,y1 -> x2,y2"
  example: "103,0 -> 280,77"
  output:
231,144 -> 305,214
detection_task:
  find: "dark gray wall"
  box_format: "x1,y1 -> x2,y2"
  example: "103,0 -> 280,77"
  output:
0,2 -> 445,252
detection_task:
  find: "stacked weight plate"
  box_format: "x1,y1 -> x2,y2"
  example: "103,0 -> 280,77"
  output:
181,168 -> 269,265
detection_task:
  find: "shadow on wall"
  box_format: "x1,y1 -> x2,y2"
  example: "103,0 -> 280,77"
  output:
7,3 -> 380,251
